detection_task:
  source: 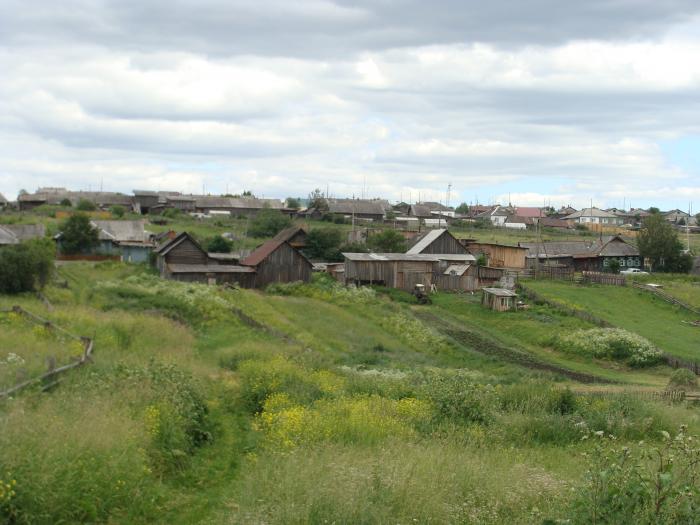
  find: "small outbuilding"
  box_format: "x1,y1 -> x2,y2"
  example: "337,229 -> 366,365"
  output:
240,238 -> 313,287
481,288 -> 517,312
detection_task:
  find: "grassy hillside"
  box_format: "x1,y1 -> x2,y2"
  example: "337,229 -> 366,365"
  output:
1,265 -> 699,523
524,280 -> 700,362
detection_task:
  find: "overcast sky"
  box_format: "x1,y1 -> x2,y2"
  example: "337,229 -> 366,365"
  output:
1,0 -> 699,210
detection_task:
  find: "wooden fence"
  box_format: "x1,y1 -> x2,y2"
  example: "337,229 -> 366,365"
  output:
631,282 -> 700,316
585,389 -> 696,403
0,306 -> 94,399
582,271 -> 626,286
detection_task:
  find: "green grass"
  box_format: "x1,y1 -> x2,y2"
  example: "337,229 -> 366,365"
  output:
1,263 -> 700,524
524,280 -> 700,362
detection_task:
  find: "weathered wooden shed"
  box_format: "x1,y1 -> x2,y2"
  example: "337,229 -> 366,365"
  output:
406,228 -> 468,255
481,288 -> 517,312
271,226 -> 309,249
465,242 -> 527,269
343,253 -> 437,291
165,264 -> 256,287
154,232 -> 209,275
240,238 -> 313,288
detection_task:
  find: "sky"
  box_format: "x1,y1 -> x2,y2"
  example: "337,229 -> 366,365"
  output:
1,0 -> 699,211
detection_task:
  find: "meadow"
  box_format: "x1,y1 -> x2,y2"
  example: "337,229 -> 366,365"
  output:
524,279 -> 700,362
1,263 -> 699,524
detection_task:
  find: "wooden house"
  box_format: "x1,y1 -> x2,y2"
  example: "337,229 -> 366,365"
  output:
89,220 -> 153,263
482,288 -> 517,312
406,228 -> 468,255
271,226 -> 309,249
240,238 -> 313,288
0,224 -> 46,246
154,231 -> 256,286
464,242 -> 527,269
343,253 -> 436,291
327,199 -> 390,221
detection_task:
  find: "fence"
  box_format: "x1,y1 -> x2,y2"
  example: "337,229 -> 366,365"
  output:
585,389 -> 695,403
0,306 -> 94,399
582,271 -> 626,286
630,282 -> 700,316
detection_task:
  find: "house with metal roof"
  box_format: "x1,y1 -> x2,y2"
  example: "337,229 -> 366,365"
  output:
563,207 -> 623,226
519,236 -> 641,271
406,229 -> 470,255
0,224 -> 46,246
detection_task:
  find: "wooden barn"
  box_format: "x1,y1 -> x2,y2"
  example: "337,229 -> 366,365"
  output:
482,288 -> 517,312
271,226 -> 309,249
154,232 -> 256,286
406,228 -> 468,255
343,253 -> 436,291
240,238 -> 313,288
464,242 -> 527,269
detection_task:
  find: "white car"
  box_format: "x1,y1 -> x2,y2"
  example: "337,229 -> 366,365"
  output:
620,268 -> 649,275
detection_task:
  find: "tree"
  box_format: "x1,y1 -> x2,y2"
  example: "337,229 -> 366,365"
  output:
207,236 -> 233,253
648,207 -> 660,214
637,214 -> 692,272
242,190 -> 254,197
607,258 -> 620,274
455,202 -> 470,215
248,207 -> 291,238
304,228 -> 344,261
60,198 -> 72,207
110,205 -> 126,218
367,229 -> 406,253
308,189 -> 328,211
286,197 -> 301,209
0,239 -> 55,294
76,199 -> 97,211
58,213 -> 99,254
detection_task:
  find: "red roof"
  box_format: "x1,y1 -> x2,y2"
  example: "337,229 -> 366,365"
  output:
240,238 -> 287,266
514,207 -> 545,218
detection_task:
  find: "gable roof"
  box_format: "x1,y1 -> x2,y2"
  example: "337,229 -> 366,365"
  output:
154,231 -> 206,256
598,236 -> 639,257
519,240 -> 602,258
91,220 -> 149,243
328,199 -> 389,216
514,207 -> 545,218
563,207 -> 618,219
0,224 -> 46,245
272,226 -> 308,243
406,228 -> 467,255
240,238 -> 313,267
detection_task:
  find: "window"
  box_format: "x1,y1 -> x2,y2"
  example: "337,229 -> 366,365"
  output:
619,258 -> 626,267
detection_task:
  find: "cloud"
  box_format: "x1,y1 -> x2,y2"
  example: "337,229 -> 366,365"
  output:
0,1 -> 699,209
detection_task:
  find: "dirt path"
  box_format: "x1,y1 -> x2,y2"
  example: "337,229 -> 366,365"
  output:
415,310 -> 613,384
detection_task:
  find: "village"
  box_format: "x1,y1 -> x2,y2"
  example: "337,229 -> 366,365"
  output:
1,187 -> 698,301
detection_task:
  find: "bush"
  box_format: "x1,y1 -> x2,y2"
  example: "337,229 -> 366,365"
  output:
109,205 -> 125,218
667,368 -> 697,391
552,328 -> 662,367
570,428 -> 700,524
162,208 -> 180,219
304,228 -> 343,261
76,199 -> 96,211
59,198 -> 72,207
0,239 -> 55,294
248,207 -> 291,238
420,373 -> 497,425
58,213 -> 99,255
367,229 -> 406,253
207,236 -> 233,253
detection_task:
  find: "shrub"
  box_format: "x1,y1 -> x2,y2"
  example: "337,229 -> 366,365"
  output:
367,229 -> 406,253
248,207 -> 291,238
570,427 -> 700,524
552,328 -> 662,367
58,213 -> 99,254
267,273 -> 377,305
76,199 -> 97,211
420,373 -> 497,425
667,368 -> 697,391
0,239 -> 55,294
162,208 -> 180,218
59,198 -> 72,207
207,235 -> 233,253
109,205 -> 125,217
304,228 -> 343,261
